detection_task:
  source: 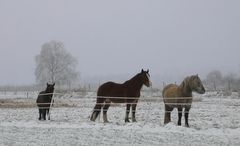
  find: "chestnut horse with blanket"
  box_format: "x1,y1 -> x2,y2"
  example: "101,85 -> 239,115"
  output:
90,69 -> 152,123
162,75 -> 205,127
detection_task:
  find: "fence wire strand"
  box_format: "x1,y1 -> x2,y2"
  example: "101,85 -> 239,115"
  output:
0,91 -> 207,110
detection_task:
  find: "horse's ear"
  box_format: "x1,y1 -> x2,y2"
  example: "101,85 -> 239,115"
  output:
53,83 -> 55,86
47,83 -> 49,86
141,69 -> 144,73
147,69 -> 149,73
196,74 -> 199,77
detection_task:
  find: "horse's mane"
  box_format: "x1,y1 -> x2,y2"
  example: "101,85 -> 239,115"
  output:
179,76 -> 193,96
45,86 -> 54,94
123,73 -> 143,88
124,73 -> 141,83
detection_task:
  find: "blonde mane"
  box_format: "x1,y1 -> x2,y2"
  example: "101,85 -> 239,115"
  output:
179,76 -> 193,97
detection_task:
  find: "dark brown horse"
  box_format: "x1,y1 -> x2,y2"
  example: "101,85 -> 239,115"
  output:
162,75 -> 205,127
90,69 -> 152,123
36,83 -> 55,120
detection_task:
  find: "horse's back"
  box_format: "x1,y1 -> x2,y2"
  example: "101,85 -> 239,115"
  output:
36,91 -> 51,107
36,91 -> 45,102
162,84 -> 180,97
163,84 -> 192,107
162,84 -> 181,106
97,81 -> 134,103
36,91 -> 44,107
97,81 -> 125,96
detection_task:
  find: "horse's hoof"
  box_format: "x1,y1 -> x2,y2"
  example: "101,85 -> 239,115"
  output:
132,119 -> 137,122
185,124 -> 190,128
125,119 -> 130,123
164,122 -> 169,125
90,116 -> 95,121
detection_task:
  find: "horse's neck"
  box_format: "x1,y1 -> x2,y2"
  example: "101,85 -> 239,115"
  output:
124,74 -> 143,91
44,90 -> 53,95
179,78 -> 192,97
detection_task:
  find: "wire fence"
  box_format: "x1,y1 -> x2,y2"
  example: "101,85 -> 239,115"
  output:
1,91 -> 240,127
0,91 -> 200,99
0,91 -> 240,110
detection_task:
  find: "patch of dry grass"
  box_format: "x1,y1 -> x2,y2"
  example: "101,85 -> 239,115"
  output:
0,99 -> 78,108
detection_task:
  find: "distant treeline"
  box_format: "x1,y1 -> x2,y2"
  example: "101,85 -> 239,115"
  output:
0,84 -> 97,93
0,70 -> 239,92
204,70 -> 240,92
0,85 -> 40,92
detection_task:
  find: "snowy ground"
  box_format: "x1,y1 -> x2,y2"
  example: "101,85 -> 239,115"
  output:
0,92 -> 240,146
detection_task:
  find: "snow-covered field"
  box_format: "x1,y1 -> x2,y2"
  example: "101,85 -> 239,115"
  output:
0,92 -> 240,146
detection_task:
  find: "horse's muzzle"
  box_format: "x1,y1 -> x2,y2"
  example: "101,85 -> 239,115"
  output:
147,81 -> 152,87
199,87 -> 205,94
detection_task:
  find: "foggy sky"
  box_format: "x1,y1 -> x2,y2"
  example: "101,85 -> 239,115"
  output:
0,0 -> 240,85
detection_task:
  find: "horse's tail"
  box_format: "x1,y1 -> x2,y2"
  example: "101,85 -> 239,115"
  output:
162,84 -> 174,98
36,91 -> 45,107
162,86 -> 167,98
90,96 -> 105,121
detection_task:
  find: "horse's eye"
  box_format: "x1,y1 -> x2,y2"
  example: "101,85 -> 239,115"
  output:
198,82 -> 201,86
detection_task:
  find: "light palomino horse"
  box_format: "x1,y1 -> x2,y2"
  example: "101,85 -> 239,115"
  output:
162,75 -> 205,127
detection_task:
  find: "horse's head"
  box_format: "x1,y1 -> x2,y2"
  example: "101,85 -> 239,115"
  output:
45,83 -> 55,93
140,69 -> 152,87
190,75 -> 205,94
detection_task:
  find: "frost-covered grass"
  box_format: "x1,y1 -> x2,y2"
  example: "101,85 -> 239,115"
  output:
0,92 -> 240,146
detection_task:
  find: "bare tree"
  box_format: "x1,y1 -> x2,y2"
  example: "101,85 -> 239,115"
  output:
206,70 -> 223,90
35,41 -> 79,87
205,70 -> 240,92
224,73 -> 240,91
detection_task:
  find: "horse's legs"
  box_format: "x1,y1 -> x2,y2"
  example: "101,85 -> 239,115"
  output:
90,104 -> 102,121
177,107 -> 183,126
125,103 -> 131,122
103,102 -> 110,123
38,108 -> 42,120
131,100 -> 138,122
184,106 -> 191,127
43,109 -> 47,120
90,97 -> 105,121
47,109 -> 50,120
164,104 -> 173,124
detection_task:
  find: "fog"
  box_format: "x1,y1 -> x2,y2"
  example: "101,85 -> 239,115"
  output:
0,0 -> 240,85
